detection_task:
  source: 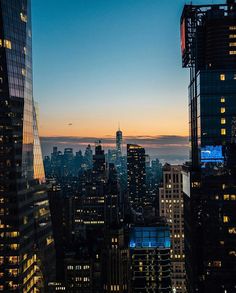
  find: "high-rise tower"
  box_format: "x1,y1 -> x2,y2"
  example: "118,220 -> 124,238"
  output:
127,144 -> 146,209
116,127 -> 123,157
159,164 -> 185,293
0,1 -> 55,291
181,1 -> 236,292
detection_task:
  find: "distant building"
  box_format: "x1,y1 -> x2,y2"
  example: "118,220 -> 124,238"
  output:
159,164 -> 185,293
127,144 -> 146,208
129,224 -> 171,292
116,128 -> 123,157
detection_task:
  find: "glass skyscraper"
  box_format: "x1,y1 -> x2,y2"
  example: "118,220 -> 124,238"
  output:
181,1 -> 236,292
0,1 -> 55,292
127,144 -> 146,209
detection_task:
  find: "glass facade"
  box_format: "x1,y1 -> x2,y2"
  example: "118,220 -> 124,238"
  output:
181,3 -> 236,292
0,1 -> 55,292
129,225 -> 171,292
127,144 -> 146,208
129,226 -> 171,249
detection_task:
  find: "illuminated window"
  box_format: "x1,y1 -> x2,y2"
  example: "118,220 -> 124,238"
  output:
20,13 -> 27,23
231,194 -> 236,200
221,118 -> 226,125
221,97 -> 225,103
229,51 -> 236,55
139,261 -> 143,272
229,26 -> 236,30
220,74 -> 225,81
224,194 -> 229,200
10,244 -> 19,250
229,42 -> 236,47
221,129 -> 226,135
229,34 -> 236,38
221,107 -> 226,114
224,216 -> 229,223
22,69 -> 26,76
46,236 -> 53,246
229,227 -> 236,234
4,40 -> 11,49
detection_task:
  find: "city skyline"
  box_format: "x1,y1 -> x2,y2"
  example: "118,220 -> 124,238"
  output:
32,0 -> 224,140
41,134 -> 189,163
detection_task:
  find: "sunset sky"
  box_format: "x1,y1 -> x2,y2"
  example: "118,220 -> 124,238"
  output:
31,0 -> 223,159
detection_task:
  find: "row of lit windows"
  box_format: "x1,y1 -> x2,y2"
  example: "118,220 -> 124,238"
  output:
224,194 -> 236,200
0,39 -> 12,49
220,73 -> 236,80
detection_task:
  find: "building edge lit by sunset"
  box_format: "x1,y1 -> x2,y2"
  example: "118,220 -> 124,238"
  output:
0,1 -> 55,292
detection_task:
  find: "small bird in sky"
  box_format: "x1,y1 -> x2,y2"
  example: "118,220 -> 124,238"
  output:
68,123 -> 73,126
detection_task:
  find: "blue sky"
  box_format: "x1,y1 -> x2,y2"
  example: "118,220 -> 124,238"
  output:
31,0 -> 223,159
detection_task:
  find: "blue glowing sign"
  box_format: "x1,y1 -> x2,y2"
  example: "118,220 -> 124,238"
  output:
201,145 -> 224,163
129,226 -> 170,249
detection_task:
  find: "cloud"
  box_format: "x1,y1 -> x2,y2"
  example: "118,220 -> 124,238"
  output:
40,135 -> 189,164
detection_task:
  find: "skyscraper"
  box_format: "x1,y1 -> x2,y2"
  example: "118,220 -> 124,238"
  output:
116,128 -> 123,157
0,1 -> 55,291
127,144 -> 146,209
181,1 -> 236,292
159,164 -> 185,293
129,223 -> 171,292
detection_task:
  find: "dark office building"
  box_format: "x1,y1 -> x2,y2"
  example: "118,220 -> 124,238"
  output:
0,0 -> 55,291
127,144 -> 146,209
181,1 -> 236,292
102,228 -> 130,293
129,224 -> 171,292
93,141 -> 106,180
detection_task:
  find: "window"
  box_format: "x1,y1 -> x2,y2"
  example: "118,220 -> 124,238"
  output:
229,227 -> 236,234
220,74 -> 225,81
229,34 -> 236,38
224,194 -> 230,200
221,107 -> 226,114
20,13 -> 27,23
229,51 -> 236,55
229,26 -> 236,30
22,69 -> 26,76
4,40 -> 11,49
221,118 -> 226,125
224,216 -> 229,223
221,129 -> 226,135
221,97 -> 225,103
229,42 -> 236,47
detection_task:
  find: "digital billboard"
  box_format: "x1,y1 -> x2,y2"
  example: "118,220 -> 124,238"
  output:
201,145 -> 224,163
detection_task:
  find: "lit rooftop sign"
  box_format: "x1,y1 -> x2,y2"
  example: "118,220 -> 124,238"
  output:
129,226 -> 170,249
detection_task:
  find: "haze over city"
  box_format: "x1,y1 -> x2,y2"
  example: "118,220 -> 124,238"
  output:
31,0 -> 222,160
